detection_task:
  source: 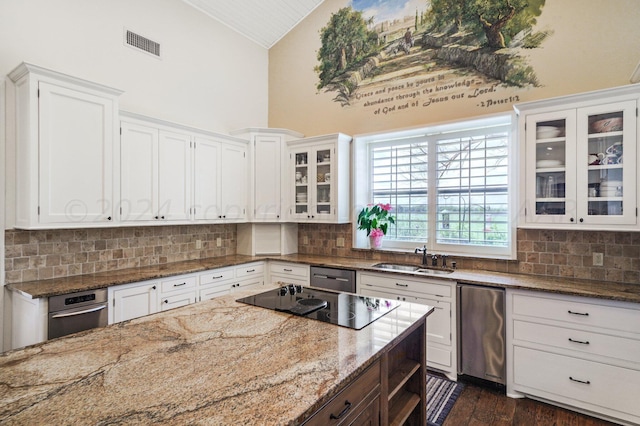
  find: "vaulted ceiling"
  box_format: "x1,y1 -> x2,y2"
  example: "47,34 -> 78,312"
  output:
182,0 -> 326,49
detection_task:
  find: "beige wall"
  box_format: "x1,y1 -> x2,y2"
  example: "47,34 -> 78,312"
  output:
0,0 -> 269,133
269,0 -> 640,136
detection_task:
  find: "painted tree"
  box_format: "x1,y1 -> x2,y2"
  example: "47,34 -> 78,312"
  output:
315,7 -> 379,89
428,0 -> 545,48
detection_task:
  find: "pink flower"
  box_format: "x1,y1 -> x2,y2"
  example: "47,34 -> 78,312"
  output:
378,203 -> 392,211
369,228 -> 384,238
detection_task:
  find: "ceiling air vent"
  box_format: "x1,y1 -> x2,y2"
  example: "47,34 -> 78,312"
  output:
124,29 -> 161,58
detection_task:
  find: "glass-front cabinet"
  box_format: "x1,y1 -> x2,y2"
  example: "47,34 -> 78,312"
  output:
287,134 -> 351,223
518,87 -> 639,229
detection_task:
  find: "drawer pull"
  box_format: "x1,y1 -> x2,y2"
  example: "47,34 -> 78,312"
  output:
568,310 -> 589,316
569,376 -> 591,385
329,400 -> 352,420
283,268 -> 293,272
212,275 -> 223,279
396,282 -> 409,287
173,282 -> 187,287
568,338 -> 590,345
246,269 -> 256,273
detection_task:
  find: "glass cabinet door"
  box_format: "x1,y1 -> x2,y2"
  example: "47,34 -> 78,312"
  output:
293,150 -> 309,218
576,101 -> 636,225
314,146 -> 332,217
526,111 -> 576,223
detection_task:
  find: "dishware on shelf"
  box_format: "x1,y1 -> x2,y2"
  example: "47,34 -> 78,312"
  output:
588,153 -> 604,165
536,126 -> 563,139
324,172 -> 331,183
605,142 -> 623,156
317,173 -> 325,182
601,154 -> 619,165
590,117 -> 623,133
536,159 -> 564,168
544,176 -> 557,198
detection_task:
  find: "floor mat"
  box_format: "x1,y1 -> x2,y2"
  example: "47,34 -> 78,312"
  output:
427,374 -> 464,426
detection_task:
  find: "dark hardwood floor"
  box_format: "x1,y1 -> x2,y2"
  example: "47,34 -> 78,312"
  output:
443,380 -> 619,426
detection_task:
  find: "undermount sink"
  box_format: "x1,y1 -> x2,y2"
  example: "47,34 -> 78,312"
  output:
371,263 -> 454,275
371,263 -> 420,272
415,268 -> 454,275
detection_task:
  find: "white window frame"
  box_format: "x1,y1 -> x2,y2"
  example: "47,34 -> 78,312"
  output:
353,113 -> 517,260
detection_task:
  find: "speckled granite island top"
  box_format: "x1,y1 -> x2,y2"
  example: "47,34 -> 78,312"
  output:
7,253 -> 640,303
0,286 -> 432,425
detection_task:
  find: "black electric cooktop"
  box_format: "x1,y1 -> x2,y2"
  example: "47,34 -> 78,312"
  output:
236,285 -> 399,330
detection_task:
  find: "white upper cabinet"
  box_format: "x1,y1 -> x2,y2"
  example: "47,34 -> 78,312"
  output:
230,128 -> 303,222
120,115 -> 191,223
193,136 -> 221,221
287,133 -> 351,223
8,62 -> 122,229
158,130 -> 192,221
120,121 -> 158,221
193,134 -> 248,222
120,112 -> 248,225
516,85 -> 640,230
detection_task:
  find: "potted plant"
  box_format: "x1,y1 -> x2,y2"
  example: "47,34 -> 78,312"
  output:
357,203 -> 395,249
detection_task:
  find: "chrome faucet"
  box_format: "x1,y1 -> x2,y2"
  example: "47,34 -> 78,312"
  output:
414,245 -> 427,265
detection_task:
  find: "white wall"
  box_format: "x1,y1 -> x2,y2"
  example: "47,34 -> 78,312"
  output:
0,0 -> 269,133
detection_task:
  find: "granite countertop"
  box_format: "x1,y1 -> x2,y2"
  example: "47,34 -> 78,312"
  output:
7,253 -> 640,304
0,286 -> 432,425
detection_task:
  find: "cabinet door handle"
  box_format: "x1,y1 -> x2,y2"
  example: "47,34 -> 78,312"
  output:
568,310 -> 589,316
164,300 -> 169,304
569,376 -> 590,385
395,282 -> 409,287
151,285 -> 156,290
173,282 -> 187,287
568,338 -> 590,345
329,400 -> 352,420
107,216 -> 112,221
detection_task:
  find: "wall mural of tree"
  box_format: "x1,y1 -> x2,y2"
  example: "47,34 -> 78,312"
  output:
315,0 -> 551,109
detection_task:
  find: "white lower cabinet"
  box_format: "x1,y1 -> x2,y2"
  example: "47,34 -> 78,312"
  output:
357,271 -> 456,380
268,261 -> 309,286
507,289 -> 640,425
158,275 -> 197,311
109,280 -> 159,324
198,262 -> 265,302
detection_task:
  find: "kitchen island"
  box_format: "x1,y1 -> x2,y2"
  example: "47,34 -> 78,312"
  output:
0,286 -> 432,425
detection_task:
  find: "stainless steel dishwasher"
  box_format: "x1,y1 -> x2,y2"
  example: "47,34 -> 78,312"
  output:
457,283 -> 506,385
309,266 -> 356,293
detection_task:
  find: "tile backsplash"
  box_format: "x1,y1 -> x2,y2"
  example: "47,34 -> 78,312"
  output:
298,224 -> 640,284
4,224 -> 235,284
5,223 -> 640,285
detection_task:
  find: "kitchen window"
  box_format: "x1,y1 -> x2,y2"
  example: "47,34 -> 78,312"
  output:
353,114 -> 516,259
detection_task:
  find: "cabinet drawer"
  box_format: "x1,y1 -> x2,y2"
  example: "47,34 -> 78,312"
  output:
160,276 -> 197,294
235,262 -> 264,278
512,293 -> 640,334
428,346 -> 452,368
199,268 -> 234,285
514,320 -> 640,364
360,273 -> 451,298
199,286 -> 230,302
270,262 -> 309,277
304,361 -> 381,426
514,346 -> 640,419
160,291 -> 197,311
